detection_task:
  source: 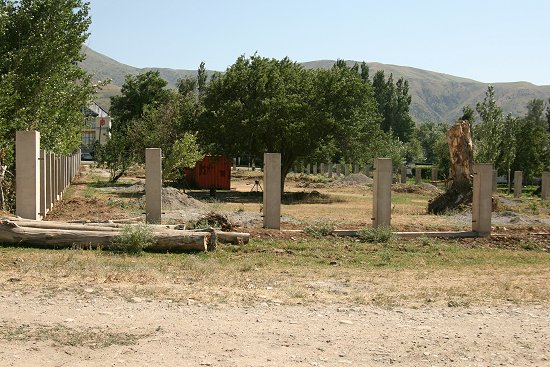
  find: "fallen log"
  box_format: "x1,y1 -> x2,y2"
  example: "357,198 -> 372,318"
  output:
5,218 -> 250,245
0,220 -> 209,252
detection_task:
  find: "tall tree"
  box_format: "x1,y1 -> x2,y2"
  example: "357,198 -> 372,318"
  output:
474,86 -> 504,164
0,0 -> 93,210
100,71 -> 171,181
200,55 -> 382,191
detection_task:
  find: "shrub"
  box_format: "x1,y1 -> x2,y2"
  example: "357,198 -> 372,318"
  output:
358,226 -> 394,243
110,224 -> 154,255
304,221 -> 335,238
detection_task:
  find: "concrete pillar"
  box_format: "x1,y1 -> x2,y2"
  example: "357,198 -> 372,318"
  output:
16,131 -> 41,220
514,171 -> 522,198
353,164 -> 359,174
233,158 -> 237,170
335,164 -> 341,176
415,167 -> 422,184
327,163 -> 333,178
319,163 -> 325,175
46,152 -> 53,211
312,163 -> 317,175
431,167 -> 438,182
146,148 -> 162,224
344,164 -> 349,176
492,170 -> 498,193
53,154 -> 58,202
372,158 -> 392,228
541,172 -> 550,200
263,153 -> 281,229
472,163 -> 493,236
400,166 -> 407,184
39,149 -> 47,219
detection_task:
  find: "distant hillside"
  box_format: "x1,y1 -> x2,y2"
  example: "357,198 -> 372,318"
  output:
81,47 -> 550,122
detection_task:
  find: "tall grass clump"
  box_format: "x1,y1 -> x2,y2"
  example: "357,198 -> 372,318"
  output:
110,224 -> 154,255
358,226 -> 394,243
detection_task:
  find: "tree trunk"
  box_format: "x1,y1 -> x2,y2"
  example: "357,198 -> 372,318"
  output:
428,120 -> 474,214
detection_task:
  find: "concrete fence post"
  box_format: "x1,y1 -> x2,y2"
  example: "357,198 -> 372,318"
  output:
431,167 -> 438,182
145,148 -> 162,224
39,149 -> 47,219
46,152 -> 53,211
335,164 -> 341,177
372,158 -> 392,228
327,163 -> 333,178
263,153 -> 281,229
344,164 -> 349,176
541,171 -> 550,200
312,163 -> 317,175
415,167 -> 421,184
16,131 -> 41,220
400,166 -> 407,184
492,170 -> 498,193
319,163 -> 325,175
472,163 -> 493,236
514,171 -> 523,198
52,154 -> 58,202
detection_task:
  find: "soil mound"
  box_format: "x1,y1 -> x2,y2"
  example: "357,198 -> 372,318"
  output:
393,183 -> 442,195
161,187 -> 208,211
329,173 -> 373,187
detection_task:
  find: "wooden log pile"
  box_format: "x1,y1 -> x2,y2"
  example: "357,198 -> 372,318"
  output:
0,218 -> 250,252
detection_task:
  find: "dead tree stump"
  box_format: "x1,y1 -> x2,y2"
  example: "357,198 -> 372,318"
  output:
428,120 -> 474,214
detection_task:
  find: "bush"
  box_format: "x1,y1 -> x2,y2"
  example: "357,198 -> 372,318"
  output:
358,226 -> 394,243
110,224 -> 154,255
304,220 -> 336,238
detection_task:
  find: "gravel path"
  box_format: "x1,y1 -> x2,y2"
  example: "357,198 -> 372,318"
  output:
1,291 -> 548,366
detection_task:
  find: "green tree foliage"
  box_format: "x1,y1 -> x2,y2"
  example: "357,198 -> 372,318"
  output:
511,99 -> 550,179
371,70 -> 415,142
200,55 -> 384,190
474,86 -> 507,168
101,71 -> 171,181
0,0 -> 93,167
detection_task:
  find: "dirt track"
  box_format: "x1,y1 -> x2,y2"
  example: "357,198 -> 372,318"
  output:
1,290 -> 548,367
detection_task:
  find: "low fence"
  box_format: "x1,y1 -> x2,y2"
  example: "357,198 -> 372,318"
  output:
16,131 -> 80,220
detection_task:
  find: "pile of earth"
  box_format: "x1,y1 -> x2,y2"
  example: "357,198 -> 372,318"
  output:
329,173 -> 373,187
393,183 -> 442,195
159,187 -> 209,211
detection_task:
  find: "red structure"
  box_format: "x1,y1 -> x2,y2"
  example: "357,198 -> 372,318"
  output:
185,156 -> 231,190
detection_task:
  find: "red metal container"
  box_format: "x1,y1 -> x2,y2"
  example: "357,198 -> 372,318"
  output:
185,156 -> 231,190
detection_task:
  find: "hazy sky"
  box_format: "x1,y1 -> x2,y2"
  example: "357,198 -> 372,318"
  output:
87,0 -> 550,85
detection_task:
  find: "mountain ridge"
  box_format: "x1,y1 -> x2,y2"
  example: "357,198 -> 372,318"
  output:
81,47 -> 550,122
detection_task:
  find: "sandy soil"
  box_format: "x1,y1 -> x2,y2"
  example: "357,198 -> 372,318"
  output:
1,290 -> 548,367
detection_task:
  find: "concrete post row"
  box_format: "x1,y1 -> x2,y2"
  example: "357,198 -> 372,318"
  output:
415,167 -> 421,184
372,158 -> 392,228
39,149 -> 47,219
514,171 -> 522,198
263,153 -> 281,229
145,148 -> 163,224
542,172 -> 550,200
400,166 -> 407,184
472,163 -> 493,236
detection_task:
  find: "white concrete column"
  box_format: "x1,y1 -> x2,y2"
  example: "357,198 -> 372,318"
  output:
514,171 -> 522,198
400,166 -> 407,184
472,163 -> 493,236
372,158 -> 392,228
319,163 -> 325,175
146,148 -> 163,224
263,153 -> 281,229
415,167 -> 421,184
39,149 -> 47,219
541,171 -> 550,200
336,164 -> 341,176
46,152 -> 53,210
16,131 -> 41,220
492,170 -> 498,193
431,167 -> 438,182
344,164 -> 349,176
327,163 -> 333,178
312,163 -> 317,175
53,154 -> 59,202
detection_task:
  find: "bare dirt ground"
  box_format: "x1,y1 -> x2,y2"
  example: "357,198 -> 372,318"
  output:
1,166 -> 549,366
